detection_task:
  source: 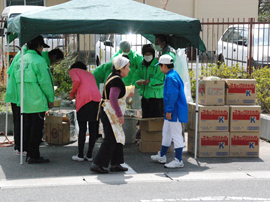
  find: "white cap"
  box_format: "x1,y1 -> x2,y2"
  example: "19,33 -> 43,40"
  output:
156,54 -> 174,66
113,55 -> 130,70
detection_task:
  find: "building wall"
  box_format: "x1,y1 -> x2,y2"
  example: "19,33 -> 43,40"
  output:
46,0 -> 69,7
135,0 -> 258,52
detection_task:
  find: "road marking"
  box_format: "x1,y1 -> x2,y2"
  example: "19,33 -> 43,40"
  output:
122,163 -> 137,174
1,171 -> 270,189
141,197 -> 270,201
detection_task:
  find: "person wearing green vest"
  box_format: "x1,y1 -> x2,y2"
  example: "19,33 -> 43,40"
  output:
92,61 -> 113,90
132,44 -> 164,118
5,47 -> 63,154
12,35 -> 54,164
5,46 -> 28,156
111,40 -> 143,86
154,34 -> 176,61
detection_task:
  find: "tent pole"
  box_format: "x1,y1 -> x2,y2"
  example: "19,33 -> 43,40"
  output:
194,48 -> 199,159
5,35 -> 10,138
20,45 -> 24,165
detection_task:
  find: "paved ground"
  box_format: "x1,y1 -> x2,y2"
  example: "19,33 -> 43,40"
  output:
1,133 -> 270,185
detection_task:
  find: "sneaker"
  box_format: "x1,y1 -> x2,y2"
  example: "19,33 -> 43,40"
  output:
15,150 -> 27,157
84,156 -> 93,162
72,155 -> 84,162
164,158 -> 184,168
150,151 -> 167,164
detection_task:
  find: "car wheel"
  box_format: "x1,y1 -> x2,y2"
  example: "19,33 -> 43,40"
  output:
96,56 -> 100,66
217,54 -> 224,68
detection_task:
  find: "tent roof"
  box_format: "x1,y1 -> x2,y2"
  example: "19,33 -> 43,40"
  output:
7,0 -> 206,51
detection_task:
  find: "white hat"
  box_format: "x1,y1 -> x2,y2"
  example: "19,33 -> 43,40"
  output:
156,54 -> 174,66
113,55 -> 130,70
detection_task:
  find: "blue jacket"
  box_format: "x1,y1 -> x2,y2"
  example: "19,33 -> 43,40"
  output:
163,69 -> 188,123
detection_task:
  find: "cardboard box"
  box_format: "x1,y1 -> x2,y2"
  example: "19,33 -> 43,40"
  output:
230,132 -> 260,157
225,79 -> 256,105
189,104 -> 229,132
198,80 -> 225,105
44,115 -> 70,145
139,118 -> 164,132
141,130 -> 162,142
230,105 -> 261,132
188,130 -> 229,157
187,102 -> 196,129
139,141 -> 172,153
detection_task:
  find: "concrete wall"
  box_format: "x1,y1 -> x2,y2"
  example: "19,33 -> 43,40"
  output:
261,114 -> 270,141
134,0 -> 258,20
135,0 -> 258,52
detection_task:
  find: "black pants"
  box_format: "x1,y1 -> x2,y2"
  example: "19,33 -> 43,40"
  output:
23,112 -> 45,159
11,103 -> 21,151
78,121 -> 98,158
141,97 -> 164,118
93,108 -> 124,167
77,101 -> 99,158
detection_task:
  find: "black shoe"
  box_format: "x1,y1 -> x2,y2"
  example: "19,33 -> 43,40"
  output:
90,163 -> 108,174
27,157 -> 50,164
110,165 -> 128,172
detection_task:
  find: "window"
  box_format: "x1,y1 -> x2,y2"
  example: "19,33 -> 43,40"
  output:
6,0 -> 44,6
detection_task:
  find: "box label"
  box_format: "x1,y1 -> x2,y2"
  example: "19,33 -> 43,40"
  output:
231,135 -> 259,146
201,135 -> 229,146
228,83 -> 256,94
201,110 -> 228,121
232,110 -> 260,122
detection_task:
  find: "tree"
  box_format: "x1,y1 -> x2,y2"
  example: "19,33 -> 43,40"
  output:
258,0 -> 270,21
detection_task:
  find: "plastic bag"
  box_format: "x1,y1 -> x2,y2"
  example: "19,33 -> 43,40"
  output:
174,48 -> 193,102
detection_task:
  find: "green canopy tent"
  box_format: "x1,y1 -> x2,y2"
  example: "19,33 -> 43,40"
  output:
6,0 -> 205,163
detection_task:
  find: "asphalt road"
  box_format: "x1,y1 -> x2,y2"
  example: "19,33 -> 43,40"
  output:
1,135 -> 270,202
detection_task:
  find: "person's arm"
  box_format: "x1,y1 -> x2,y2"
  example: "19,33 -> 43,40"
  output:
69,69 -> 81,100
93,64 -> 107,88
147,67 -> 164,89
132,64 -> 144,88
109,87 -> 124,124
165,76 -> 179,114
35,62 -> 55,104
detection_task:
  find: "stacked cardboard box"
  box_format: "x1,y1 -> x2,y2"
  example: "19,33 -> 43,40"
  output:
44,115 -> 70,145
226,79 -> 260,157
139,118 -> 168,153
188,79 -> 229,157
188,78 -> 260,157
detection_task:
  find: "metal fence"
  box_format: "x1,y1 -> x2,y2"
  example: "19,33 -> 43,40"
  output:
1,18 -> 270,84
195,18 -> 270,74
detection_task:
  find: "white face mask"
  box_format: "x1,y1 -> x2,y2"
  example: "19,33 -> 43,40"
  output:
155,45 -> 163,52
122,51 -> 130,55
144,55 -> 153,62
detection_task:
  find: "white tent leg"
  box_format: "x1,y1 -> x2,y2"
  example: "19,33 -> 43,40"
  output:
5,35 -> 10,139
194,48 -> 199,159
20,45 -> 24,165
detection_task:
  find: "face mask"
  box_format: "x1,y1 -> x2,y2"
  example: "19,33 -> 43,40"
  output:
122,51 -> 130,55
144,55 -> 153,62
155,45 -> 163,52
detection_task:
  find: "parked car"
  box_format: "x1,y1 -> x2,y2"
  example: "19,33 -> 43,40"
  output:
95,34 -> 151,66
216,24 -> 270,71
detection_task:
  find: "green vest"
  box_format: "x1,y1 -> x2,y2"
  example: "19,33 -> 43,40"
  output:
112,50 -> 143,86
132,58 -> 164,99
13,50 -> 54,113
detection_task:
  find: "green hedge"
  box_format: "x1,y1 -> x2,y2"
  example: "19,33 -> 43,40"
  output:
189,63 -> 270,113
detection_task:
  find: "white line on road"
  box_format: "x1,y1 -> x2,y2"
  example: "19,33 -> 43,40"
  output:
141,196 -> 270,201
